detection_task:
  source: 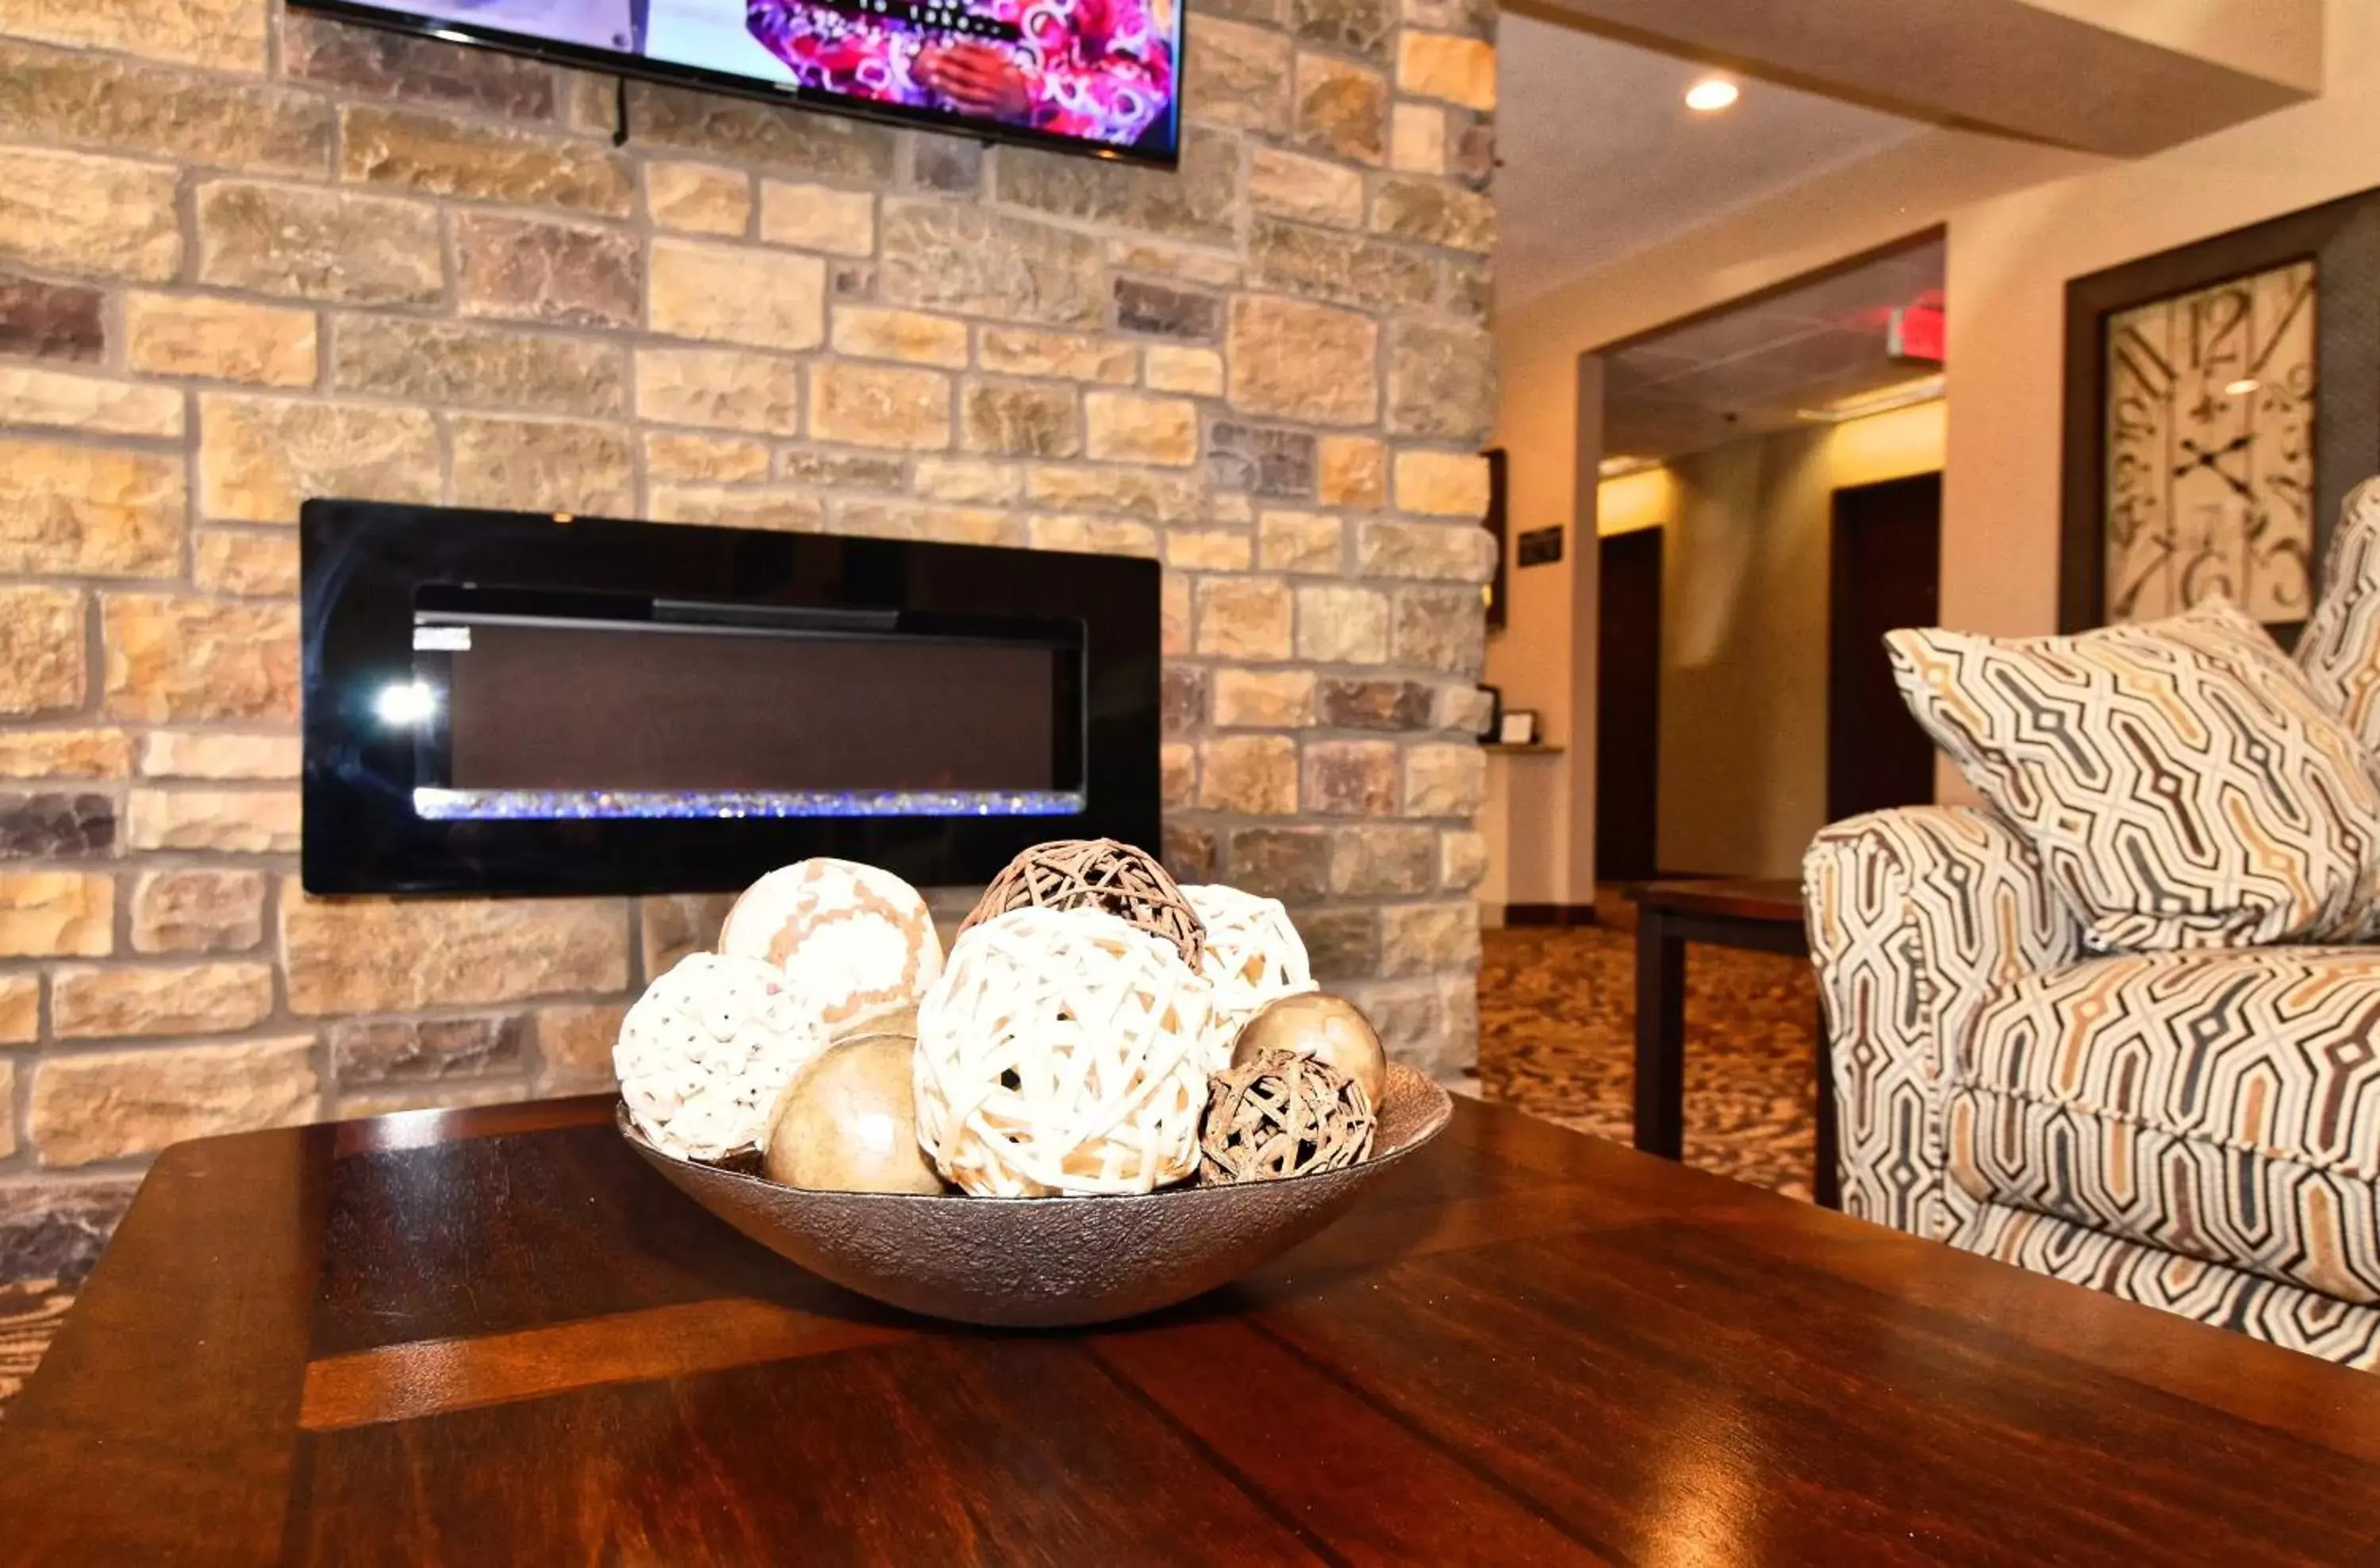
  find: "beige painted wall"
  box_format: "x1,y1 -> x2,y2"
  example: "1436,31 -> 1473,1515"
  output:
1478,347 -> 1596,913
1942,0 -> 2380,640
1486,0 -> 2380,903
1598,402 -> 1944,879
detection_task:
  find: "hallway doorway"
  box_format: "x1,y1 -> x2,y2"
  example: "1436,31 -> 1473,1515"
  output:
1826,472 -> 1942,823
1595,526 -> 1664,882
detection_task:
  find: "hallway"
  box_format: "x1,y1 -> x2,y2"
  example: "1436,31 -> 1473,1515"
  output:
1477,909 -> 1823,1202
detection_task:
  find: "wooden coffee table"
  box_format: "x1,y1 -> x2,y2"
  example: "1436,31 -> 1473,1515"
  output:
6,1097 -> 2379,1563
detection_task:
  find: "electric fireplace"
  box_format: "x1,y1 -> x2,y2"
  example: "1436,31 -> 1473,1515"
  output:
301,502 -> 1160,895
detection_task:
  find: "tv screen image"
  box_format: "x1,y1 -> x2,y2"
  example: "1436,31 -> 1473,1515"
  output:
304,0 -> 1182,163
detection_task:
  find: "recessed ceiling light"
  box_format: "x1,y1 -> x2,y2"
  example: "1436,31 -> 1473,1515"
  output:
1684,78 -> 1740,113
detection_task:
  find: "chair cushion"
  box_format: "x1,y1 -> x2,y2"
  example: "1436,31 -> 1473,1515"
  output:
2297,475 -> 2380,758
1889,598 -> 2380,950
1956,1202 -> 2380,1370
1948,946 -> 2380,1304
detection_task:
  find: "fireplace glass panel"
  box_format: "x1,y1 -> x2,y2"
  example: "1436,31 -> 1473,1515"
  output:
406,598 -> 1083,821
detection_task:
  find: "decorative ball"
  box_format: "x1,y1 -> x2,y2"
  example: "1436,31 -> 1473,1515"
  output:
1184,884 -> 1316,1067
762,1033 -> 942,1195
1199,1050 -> 1376,1185
915,905 -> 1216,1197
960,838 -> 1206,970
836,1000 -> 916,1043
1231,992 -> 1386,1109
718,859 -> 942,1033
614,953 -> 831,1161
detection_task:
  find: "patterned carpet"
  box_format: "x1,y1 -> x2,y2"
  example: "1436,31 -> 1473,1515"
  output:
1476,910 -> 1823,1203
0,1281 -> 74,1416
0,913 -> 1820,1416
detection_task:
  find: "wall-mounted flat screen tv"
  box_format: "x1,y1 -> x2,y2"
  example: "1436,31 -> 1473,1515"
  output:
296,0 -> 1182,165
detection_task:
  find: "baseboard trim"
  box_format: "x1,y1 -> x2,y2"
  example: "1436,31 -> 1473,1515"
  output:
1503,902 -> 1599,928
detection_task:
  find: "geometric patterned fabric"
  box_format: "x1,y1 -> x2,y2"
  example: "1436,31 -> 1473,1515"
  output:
1805,805 -> 2082,1241
2297,475 -> 2380,765
1805,805 -> 2380,1370
1954,946 -> 2380,1304
1887,597 -> 2380,951
1959,1203 -> 2380,1370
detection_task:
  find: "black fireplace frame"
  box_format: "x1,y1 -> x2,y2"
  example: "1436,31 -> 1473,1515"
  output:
301,501 -> 1161,896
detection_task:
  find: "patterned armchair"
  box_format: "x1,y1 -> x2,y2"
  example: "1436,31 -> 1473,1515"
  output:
1804,479 -> 2380,1370
1806,809 -> 2380,1368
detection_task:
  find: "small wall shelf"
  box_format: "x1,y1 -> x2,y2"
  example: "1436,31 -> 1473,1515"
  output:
1484,743 -> 1566,755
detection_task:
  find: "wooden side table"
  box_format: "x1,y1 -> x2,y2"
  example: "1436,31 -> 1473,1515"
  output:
1631,878 -> 1837,1209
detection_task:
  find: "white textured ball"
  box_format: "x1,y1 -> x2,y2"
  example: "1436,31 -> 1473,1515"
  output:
614,952 -> 831,1161
718,859 -> 943,1033
1184,884 -> 1316,1068
914,905 -> 1215,1197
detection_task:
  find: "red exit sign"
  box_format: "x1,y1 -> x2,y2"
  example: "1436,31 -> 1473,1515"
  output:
1889,303 -> 1945,363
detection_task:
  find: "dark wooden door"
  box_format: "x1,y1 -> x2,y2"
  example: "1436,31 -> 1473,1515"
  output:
1596,527 -> 1663,882
1828,472 -> 1941,823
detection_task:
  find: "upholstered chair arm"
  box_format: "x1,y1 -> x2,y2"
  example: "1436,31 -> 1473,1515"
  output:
1802,805 -> 2083,1240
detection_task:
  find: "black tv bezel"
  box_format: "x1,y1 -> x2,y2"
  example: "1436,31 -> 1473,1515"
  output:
292,0 -> 1184,170
301,500 -> 1163,897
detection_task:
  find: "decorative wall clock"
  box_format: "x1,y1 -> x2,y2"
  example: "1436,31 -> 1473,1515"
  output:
2059,190 -> 2380,635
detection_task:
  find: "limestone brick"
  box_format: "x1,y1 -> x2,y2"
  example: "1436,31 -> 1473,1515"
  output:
636,348 -> 804,435
340,103 -> 632,214
0,148 -> 180,282
1212,668 -> 1316,728
102,596 -> 298,723
31,1037 -> 319,1166
645,159 -> 752,235
0,871 -> 113,958
649,236 -> 825,352
196,182 -> 443,304
808,362 -> 952,449
130,868 -> 267,954
0,437 -> 184,578
1397,33 -> 1497,110
126,294 -> 317,386
0,587 -> 85,717
199,394 -> 439,524
282,879 -> 628,1015
831,307 -> 970,368
1197,578 -> 1295,659
52,962 -> 275,1040
759,182 -> 877,256
1227,297 -> 1379,425
1084,392 -> 1200,467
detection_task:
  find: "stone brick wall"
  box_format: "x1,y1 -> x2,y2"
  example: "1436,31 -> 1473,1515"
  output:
0,0 -> 1495,1280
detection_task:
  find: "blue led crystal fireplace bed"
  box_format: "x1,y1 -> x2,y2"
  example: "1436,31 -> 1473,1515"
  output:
301,501 -> 1160,895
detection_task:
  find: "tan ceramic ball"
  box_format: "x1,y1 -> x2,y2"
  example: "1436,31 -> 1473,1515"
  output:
762,1033 -> 944,1196
1230,992 -> 1385,1109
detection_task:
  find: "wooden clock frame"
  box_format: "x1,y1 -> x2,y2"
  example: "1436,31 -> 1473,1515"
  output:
2058,188 -> 2380,634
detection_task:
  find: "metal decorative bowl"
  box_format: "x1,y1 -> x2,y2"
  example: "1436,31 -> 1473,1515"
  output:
619,1063 -> 1453,1328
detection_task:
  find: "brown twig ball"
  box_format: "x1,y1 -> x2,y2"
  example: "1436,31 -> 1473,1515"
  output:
1199,1050 -> 1377,1185
961,838 -> 1206,969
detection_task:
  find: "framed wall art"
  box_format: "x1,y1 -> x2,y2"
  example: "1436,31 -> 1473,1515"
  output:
2059,189 -> 2380,636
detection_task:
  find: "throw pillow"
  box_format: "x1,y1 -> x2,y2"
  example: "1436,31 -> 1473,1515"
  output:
1887,598 -> 2380,950
2297,475 -> 2380,754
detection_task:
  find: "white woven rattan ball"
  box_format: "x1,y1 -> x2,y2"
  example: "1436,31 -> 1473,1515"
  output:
1184,884 -> 1316,1067
614,952 -> 831,1161
718,858 -> 943,1034
913,905 -> 1215,1197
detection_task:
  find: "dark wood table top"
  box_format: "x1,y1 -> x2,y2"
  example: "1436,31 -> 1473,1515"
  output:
6,1096 -> 2380,1566
1633,876 -> 1806,923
